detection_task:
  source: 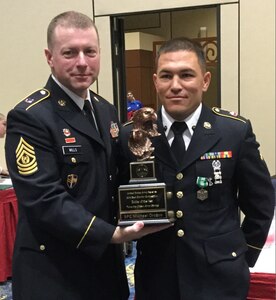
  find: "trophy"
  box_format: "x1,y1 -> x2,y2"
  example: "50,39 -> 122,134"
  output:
118,107 -> 175,226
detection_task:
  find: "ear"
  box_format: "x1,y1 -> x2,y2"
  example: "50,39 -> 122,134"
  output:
153,73 -> 158,89
44,48 -> 53,67
202,71 -> 211,92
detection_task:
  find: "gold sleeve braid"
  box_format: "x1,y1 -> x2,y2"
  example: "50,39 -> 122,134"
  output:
247,243 -> 262,251
76,216 -> 96,249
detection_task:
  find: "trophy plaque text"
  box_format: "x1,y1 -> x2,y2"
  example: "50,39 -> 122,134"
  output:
118,107 -> 175,226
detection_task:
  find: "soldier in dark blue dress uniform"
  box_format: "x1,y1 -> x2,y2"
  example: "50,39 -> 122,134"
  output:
5,11 -> 167,300
119,38 -> 274,300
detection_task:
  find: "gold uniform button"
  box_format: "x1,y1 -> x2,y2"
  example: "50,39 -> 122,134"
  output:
177,229 -> 184,237
166,191 -> 173,199
71,157 -> 77,163
40,245 -> 46,251
232,252 -> 237,257
176,173 -> 183,180
176,210 -> 183,218
176,191 -> 183,199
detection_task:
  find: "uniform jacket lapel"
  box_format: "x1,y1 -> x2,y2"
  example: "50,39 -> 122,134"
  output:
152,115 -> 174,169
45,77 -> 104,147
153,105 -> 221,170
90,93 -> 112,157
183,104 -> 220,168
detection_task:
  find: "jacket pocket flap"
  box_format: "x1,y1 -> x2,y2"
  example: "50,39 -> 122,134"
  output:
204,228 -> 248,264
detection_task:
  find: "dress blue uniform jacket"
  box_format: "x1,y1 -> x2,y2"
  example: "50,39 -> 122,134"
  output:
119,104 -> 274,300
5,76 -> 129,300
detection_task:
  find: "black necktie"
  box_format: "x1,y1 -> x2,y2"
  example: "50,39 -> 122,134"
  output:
83,100 -> 98,131
171,121 -> 187,164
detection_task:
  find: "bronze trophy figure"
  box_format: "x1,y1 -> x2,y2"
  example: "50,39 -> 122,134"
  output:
118,107 -> 175,225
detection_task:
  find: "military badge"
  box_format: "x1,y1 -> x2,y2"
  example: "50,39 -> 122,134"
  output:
197,189 -> 208,201
58,99 -> 66,106
63,128 -> 71,137
15,137 -> 38,176
203,122 -> 212,129
110,121 -> 119,138
200,151 -> 232,160
65,137 -> 76,144
212,160 -> 222,184
229,111 -> 238,117
25,98 -> 35,104
67,174 -> 78,189
196,176 -> 209,201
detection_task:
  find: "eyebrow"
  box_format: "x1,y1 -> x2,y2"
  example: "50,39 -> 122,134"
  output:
158,67 -> 195,73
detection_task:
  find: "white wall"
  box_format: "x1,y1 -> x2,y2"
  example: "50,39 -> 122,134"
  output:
239,0 -> 275,175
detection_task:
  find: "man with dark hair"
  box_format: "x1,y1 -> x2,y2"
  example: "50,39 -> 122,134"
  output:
120,37 -> 274,299
5,11 -> 168,300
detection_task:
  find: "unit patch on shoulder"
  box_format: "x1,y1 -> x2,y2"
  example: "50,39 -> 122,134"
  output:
212,107 -> 247,123
16,137 -> 38,176
19,89 -> 50,111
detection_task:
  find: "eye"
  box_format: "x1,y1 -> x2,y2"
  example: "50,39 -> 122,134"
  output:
180,72 -> 195,79
159,73 -> 172,80
62,49 -> 76,58
85,48 -> 97,57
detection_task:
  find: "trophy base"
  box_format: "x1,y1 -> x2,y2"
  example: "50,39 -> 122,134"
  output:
118,218 -> 172,226
118,182 -> 175,226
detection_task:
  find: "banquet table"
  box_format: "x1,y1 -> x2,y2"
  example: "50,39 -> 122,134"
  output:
0,178 -> 18,282
247,208 -> 276,300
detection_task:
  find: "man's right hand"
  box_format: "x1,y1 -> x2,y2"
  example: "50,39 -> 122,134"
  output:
111,221 -> 173,244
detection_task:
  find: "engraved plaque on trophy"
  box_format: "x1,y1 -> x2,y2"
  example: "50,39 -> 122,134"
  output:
118,107 -> 175,226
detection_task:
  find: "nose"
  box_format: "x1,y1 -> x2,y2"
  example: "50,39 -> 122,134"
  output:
76,52 -> 88,66
171,76 -> 182,92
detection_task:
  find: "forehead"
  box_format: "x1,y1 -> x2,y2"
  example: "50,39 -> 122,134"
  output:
53,26 -> 99,46
157,50 -> 200,71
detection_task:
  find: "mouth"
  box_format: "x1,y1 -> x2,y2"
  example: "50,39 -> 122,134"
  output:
74,74 -> 90,77
167,96 -> 186,101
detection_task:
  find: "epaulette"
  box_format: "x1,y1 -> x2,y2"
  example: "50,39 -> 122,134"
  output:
123,120 -> 134,127
212,107 -> 247,123
17,88 -> 50,111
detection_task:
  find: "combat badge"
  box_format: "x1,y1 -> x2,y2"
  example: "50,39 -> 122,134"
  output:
16,137 -> 38,176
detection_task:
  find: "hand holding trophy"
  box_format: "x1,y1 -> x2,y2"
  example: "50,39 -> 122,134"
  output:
118,107 -> 175,226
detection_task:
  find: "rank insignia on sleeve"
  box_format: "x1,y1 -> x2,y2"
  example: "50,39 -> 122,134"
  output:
15,137 -> 38,176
